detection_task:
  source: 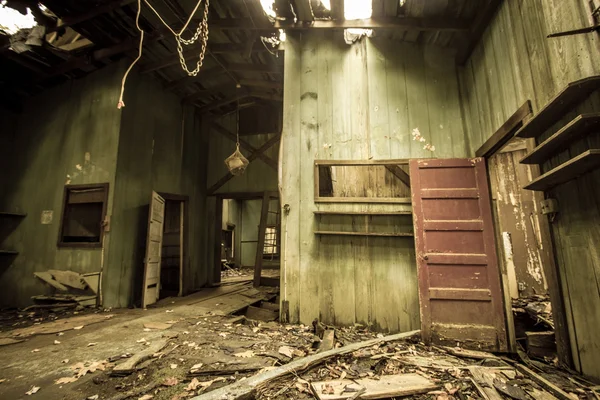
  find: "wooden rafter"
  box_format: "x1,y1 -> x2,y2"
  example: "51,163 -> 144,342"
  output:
47,0 -> 135,33
197,92 -> 249,114
239,79 -> 283,90
274,17 -> 470,31
207,134 -> 281,194
164,66 -> 225,91
456,0 -> 504,65
211,123 -> 279,171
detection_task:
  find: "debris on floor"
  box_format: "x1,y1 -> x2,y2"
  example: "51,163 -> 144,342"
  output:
513,295 -> 557,364
32,269 -> 101,307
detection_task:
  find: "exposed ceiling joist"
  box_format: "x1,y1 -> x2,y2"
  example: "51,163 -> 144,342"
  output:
456,0 -> 503,65
250,92 -> 283,102
239,79 -> 282,89
274,17 -> 470,31
197,92 -> 249,113
47,0 -> 135,33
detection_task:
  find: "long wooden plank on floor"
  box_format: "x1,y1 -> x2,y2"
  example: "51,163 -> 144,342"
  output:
254,191 -> 270,287
191,330 -> 421,400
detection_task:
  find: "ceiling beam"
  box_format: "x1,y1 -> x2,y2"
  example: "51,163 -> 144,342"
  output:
274,17 -> 470,31
227,63 -> 282,74
456,0 -> 503,65
197,92 -> 249,113
250,92 -> 283,102
47,0 -> 135,33
239,79 -> 282,90
164,66 -> 225,91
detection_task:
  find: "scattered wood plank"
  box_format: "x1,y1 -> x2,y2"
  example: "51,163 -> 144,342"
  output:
514,364 -> 575,400
111,340 -> 168,376
319,329 -> 335,352
468,367 -> 506,400
310,374 -> 439,400
188,365 -> 264,377
33,272 -> 68,291
190,330 -> 420,400
443,346 -> 499,360
2,314 -> 114,339
245,306 -> 277,322
48,269 -> 86,290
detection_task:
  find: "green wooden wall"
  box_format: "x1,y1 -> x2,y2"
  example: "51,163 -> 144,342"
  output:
0,64 -> 122,307
105,67 -> 209,307
458,0 -> 600,379
281,31 -> 467,332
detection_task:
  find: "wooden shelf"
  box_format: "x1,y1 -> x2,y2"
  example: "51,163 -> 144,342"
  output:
524,150 -> 600,191
314,211 -> 412,216
516,76 -> 600,139
0,212 -> 26,218
0,250 -> 19,255
314,231 -> 414,237
521,114 -> 600,164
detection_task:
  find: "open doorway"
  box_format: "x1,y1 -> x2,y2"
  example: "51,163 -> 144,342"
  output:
159,199 -> 184,299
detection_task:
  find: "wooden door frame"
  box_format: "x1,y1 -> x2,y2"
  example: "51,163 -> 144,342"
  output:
211,191 -> 279,286
476,104 -> 573,367
158,192 -> 189,298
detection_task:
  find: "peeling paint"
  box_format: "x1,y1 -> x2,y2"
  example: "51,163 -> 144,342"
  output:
502,232 -> 519,299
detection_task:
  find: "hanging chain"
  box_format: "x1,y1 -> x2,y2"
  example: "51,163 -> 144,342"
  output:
236,99 -> 241,148
175,0 -> 210,76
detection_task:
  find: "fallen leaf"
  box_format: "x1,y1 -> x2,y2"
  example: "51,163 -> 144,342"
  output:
278,346 -> 295,358
163,377 -> 179,386
166,310 -> 174,313
88,396 -> 99,400
219,332 -> 228,338
31,349 -> 40,353
55,377 -> 78,385
25,386 -> 40,395
137,338 -> 147,343
170,364 -> 178,369
73,326 -> 84,330
57,332 -> 64,336
54,340 -> 61,345
186,378 -> 201,391
197,377 -> 226,392
190,363 -> 203,373
0,379 -> 6,384
61,359 -> 69,364
87,343 -> 97,347
138,395 -> 153,400
234,350 -> 255,358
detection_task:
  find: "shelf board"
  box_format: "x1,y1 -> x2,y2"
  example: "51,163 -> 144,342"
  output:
314,211 -> 412,216
0,250 -> 18,255
516,76 -> 600,139
524,150 -> 600,191
0,212 -> 26,218
520,114 -> 600,164
314,231 -> 414,237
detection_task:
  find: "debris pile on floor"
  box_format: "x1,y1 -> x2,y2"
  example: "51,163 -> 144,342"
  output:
513,295 -> 557,363
32,269 -> 101,308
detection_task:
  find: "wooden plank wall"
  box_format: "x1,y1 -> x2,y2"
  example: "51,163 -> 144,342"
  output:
0,64 -> 122,307
281,31 -> 466,333
458,0 -> 600,379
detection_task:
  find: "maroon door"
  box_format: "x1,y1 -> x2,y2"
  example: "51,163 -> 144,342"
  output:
410,158 -> 508,352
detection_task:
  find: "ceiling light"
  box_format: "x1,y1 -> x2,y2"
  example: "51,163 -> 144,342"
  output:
0,1 -> 36,35
344,0 -> 372,20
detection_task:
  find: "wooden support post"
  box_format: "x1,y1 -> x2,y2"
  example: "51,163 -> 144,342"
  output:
385,165 -> 411,187
254,192 -> 270,287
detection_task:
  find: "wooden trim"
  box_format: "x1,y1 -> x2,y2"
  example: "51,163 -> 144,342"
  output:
429,288 -> 492,301
57,183 -> 109,249
475,101 -> 533,158
314,159 -> 409,166
254,192 -> 270,287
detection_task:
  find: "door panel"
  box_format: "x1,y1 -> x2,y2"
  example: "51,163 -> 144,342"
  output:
142,191 -> 165,308
410,158 -> 508,352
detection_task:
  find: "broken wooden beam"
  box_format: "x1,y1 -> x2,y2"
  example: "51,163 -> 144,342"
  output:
310,374 -> 439,399
111,340 -> 169,376
190,330 -> 421,400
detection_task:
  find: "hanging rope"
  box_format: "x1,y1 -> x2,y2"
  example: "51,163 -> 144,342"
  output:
225,100 -> 249,176
117,0 -> 145,109
117,0 -> 210,109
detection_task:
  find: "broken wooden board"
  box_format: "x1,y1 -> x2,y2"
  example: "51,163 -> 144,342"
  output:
515,364 -> 573,400
191,330 -> 420,400
319,329 -> 335,352
33,271 -> 68,291
111,340 -> 168,376
48,269 -> 87,290
2,314 -> 114,338
442,346 -> 499,360
81,273 -> 100,294
468,367 -> 509,400
143,322 -> 173,330
310,374 -> 439,400
468,366 -> 561,400
245,305 -> 277,322
395,355 -> 462,369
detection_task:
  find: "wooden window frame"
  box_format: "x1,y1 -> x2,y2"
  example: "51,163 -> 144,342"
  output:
314,159 -> 411,204
57,183 -> 109,249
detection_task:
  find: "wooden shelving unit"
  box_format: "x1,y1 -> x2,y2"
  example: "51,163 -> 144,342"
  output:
516,76 -> 600,139
524,150 -> 600,191
314,231 -> 414,237
520,114 -> 600,164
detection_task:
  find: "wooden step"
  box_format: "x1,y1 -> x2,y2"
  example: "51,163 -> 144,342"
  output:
520,114 -> 600,164
516,76 -> 600,139
524,149 -> 600,191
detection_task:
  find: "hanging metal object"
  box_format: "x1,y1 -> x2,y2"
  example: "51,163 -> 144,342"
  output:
225,100 -> 248,176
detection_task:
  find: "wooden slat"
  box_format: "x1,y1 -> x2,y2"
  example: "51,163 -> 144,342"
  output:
425,253 -> 488,265
420,189 -> 479,199
524,150 -> 600,191
314,231 -> 414,237
254,192 -> 270,287
520,114 -> 600,164
516,76 -> 600,138
475,101 -> 533,158
314,211 -> 412,215
456,0 -> 504,65
274,17 -> 469,31
429,288 -> 492,301
315,197 -> 412,204
423,220 -> 484,231
315,159 -> 409,166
